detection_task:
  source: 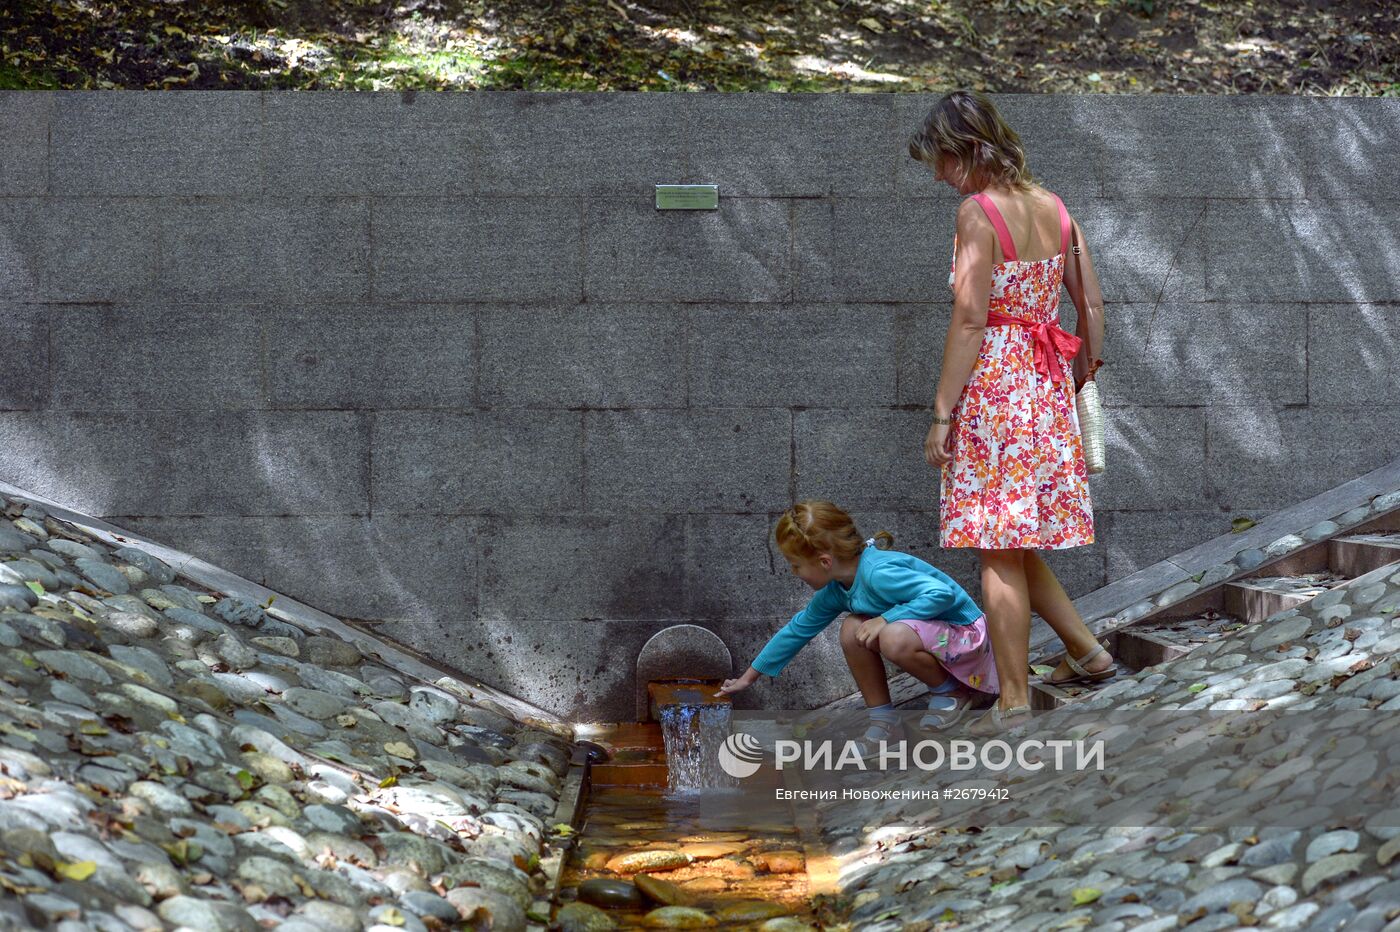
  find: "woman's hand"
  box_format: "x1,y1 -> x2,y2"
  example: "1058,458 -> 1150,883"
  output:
855,615 -> 888,649
924,419 -> 953,468
715,670 -> 758,697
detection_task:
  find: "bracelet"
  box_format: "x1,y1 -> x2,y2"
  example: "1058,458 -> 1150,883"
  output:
931,414 -> 954,426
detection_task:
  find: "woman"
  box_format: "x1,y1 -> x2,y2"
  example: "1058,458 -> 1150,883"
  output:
909,89 -> 1113,732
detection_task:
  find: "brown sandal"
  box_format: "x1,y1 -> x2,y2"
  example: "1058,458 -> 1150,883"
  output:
1041,642 -> 1117,687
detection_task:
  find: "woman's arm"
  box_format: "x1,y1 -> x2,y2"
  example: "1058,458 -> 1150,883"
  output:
935,200 -> 996,416
926,200 -> 995,467
1062,216 -> 1106,386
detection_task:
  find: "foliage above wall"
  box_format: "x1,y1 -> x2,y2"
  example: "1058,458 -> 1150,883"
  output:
2,0 -> 1396,94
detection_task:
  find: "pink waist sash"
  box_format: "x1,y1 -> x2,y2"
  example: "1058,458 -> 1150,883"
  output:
985,309 -> 1082,383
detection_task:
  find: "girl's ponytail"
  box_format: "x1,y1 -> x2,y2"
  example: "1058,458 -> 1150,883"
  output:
775,501 -> 895,561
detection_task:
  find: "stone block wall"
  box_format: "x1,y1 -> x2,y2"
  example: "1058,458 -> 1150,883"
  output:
2,91 -> 1397,718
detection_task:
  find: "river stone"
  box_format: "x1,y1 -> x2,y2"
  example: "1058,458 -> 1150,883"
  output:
0,527 -> 32,552
236,854 -> 302,897
157,895 -> 257,931
634,874 -> 689,906
1306,829 -> 1359,862
1241,832 -> 1299,867
1181,877 -> 1264,913
400,890 -> 460,922
75,558 -> 130,595
607,850 -> 692,874
33,649 -> 112,683
554,902 -> 618,932
292,901 -> 362,932
306,635 -> 362,667
578,878 -> 644,908
296,665 -> 363,699
0,584 -> 37,610
283,687 -> 344,720
163,606 -> 227,638
251,636 -> 300,658
1251,616 -> 1312,652
1,559 -> 60,589
717,901 -> 789,922
213,597 -> 265,628
640,906 -> 718,927
436,858 -> 532,910
305,832 -> 375,867
1301,853 -> 1367,894
113,547 -> 175,584
48,538 -> 100,560
104,611 -> 158,639
378,832 -> 454,875
212,632 -> 257,670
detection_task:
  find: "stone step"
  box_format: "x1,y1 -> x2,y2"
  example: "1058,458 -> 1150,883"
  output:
1028,523 -> 1400,712
1222,572 -> 1347,625
1328,536 -> 1400,577
589,761 -> 670,787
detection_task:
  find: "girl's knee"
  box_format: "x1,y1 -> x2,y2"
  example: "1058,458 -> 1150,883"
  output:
876,622 -> 919,661
839,614 -> 873,648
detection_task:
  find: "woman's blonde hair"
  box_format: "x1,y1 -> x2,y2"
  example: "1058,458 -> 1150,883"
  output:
774,500 -> 893,563
907,89 -> 1035,192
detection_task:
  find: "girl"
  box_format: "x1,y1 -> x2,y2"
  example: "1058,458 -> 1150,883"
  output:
909,90 -> 1115,733
716,500 -> 999,755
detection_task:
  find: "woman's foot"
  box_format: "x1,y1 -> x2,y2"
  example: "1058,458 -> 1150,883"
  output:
1042,641 -> 1116,686
967,700 -> 1032,737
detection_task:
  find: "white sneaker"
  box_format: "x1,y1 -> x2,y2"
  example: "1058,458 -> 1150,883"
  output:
853,717 -> 905,760
918,690 -> 973,730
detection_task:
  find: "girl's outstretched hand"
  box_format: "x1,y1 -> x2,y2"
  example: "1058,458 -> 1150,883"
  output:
716,671 -> 758,697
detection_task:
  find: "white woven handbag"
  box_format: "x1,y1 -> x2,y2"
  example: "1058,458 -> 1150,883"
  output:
1066,225 -> 1106,475
1075,379 -> 1106,474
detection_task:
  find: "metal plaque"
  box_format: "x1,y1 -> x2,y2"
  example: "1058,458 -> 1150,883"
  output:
655,184 -> 719,210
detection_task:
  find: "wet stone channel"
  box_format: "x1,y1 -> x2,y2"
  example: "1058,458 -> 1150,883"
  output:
554,681 -> 830,930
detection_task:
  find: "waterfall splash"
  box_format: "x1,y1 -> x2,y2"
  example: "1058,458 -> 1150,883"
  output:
658,698 -> 736,791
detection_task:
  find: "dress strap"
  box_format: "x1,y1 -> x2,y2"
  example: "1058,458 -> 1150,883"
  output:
1052,193 -> 1071,255
969,192 -> 1017,262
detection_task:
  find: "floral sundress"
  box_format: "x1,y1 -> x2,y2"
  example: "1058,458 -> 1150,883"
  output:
939,190 -> 1095,550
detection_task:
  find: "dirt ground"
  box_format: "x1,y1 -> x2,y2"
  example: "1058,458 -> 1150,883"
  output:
1,0 -> 1396,93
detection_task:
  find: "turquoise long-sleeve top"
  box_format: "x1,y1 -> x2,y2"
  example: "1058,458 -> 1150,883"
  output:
751,542 -> 983,678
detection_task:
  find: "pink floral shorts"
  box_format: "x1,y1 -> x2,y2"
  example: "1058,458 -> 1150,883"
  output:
889,614 -> 1000,696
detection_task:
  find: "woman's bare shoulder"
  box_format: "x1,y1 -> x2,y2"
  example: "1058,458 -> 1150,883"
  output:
954,197 -> 993,236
